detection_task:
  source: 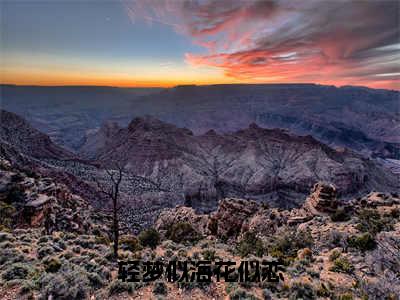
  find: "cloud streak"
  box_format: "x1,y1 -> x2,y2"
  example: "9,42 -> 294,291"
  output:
125,0 -> 400,89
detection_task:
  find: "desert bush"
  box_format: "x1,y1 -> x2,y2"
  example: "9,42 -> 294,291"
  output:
37,235 -> 50,244
94,235 -> 110,245
263,288 -> 272,300
0,201 -> 16,228
138,228 -> 160,249
43,257 -> 61,273
288,281 -> 316,300
72,245 -> 81,254
347,233 -> 376,252
202,249 -> 216,260
229,288 -> 259,300
237,231 -> 265,257
327,230 -> 347,249
93,256 -> 109,266
331,208 -> 351,222
87,272 -> 105,288
20,234 -> 32,243
153,280 -> 167,295
0,247 -> 25,266
37,245 -> 54,259
7,185 -> 26,203
177,248 -> 188,258
329,250 -> 341,261
119,235 -> 141,252
338,294 -> 354,300
60,250 -> 73,260
108,279 -> 141,295
82,260 -> 111,281
19,279 -> 37,295
389,207 -> 400,219
75,236 -> 94,249
39,264 -> 90,300
177,280 -> 210,292
330,257 -> 354,274
162,240 -> 179,250
2,262 -> 32,281
208,218 -> 218,235
166,222 -> 201,244
270,229 -> 314,264
315,283 -> 330,297
64,232 -> 77,240
0,224 -> 11,232
356,209 -> 393,235
0,232 -> 14,243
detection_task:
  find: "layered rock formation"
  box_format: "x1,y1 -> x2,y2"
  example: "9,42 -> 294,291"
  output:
0,110 -> 74,160
84,116 -> 398,211
0,157 -> 110,234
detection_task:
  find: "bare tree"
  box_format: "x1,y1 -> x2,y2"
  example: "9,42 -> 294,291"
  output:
93,162 -> 124,259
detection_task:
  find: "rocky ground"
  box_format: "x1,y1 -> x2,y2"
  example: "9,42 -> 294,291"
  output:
0,157 -> 399,300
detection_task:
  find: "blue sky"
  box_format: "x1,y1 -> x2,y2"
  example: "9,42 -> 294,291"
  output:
1,0 -> 399,89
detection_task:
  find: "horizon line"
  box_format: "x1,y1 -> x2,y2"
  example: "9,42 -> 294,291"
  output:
1,82 -> 398,92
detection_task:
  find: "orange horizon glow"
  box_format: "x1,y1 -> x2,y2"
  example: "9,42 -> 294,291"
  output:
1,74 -> 399,90
2,1 -> 399,91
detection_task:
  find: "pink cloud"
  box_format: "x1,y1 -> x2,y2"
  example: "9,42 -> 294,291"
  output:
124,0 -> 400,89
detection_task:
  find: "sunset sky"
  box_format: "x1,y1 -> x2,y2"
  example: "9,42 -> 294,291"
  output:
1,0 -> 399,89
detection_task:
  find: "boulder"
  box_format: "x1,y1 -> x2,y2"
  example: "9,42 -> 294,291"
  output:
208,198 -> 259,239
303,182 -> 338,214
154,205 -> 209,237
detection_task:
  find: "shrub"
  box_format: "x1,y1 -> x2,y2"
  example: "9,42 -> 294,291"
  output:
94,235 -> 110,245
19,280 -> 37,295
87,272 -> 105,288
138,228 -> 160,249
263,288 -> 272,300
356,209 -> 392,235
108,280 -> 141,295
328,230 -> 346,248
0,248 -> 25,266
208,218 -> 218,235
166,222 -> 201,244
329,250 -> 341,262
37,246 -> 54,259
153,280 -> 167,295
75,236 -> 94,249
2,263 -> 31,281
0,232 -> 14,243
316,283 -> 330,297
331,208 -> 351,222
119,235 -> 141,252
338,294 -> 354,300
202,249 -> 216,260
60,251 -> 73,260
44,257 -> 61,273
330,257 -> 354,274
288,281 -> 316,300
229,288 -> 259,300
347,233 -> 376,252
0,201 -> 16,228
270,229 -> 314,264
237,231 -> 264,258
389,208 -> 400,219
72,246 -> 81,254
38,236 -> 50,244
39,264 -> 90,300
7,185 -> 26,203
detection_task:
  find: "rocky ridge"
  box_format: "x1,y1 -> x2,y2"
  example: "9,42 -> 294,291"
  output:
87,116 -> 398,211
